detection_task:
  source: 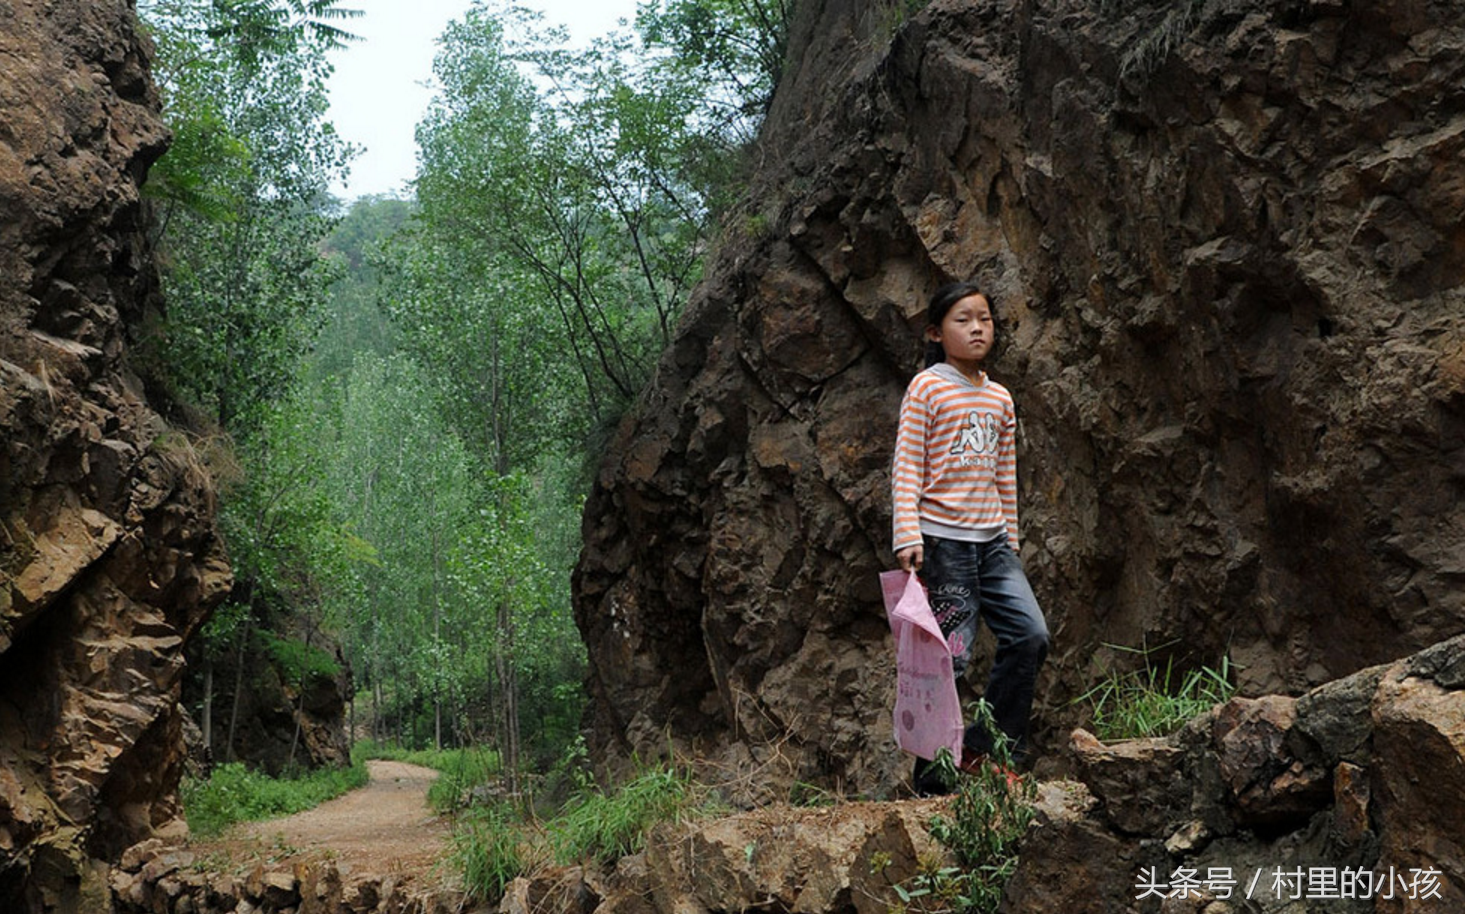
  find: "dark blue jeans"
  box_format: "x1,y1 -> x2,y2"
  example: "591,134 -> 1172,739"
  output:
921,533 -> 1049,766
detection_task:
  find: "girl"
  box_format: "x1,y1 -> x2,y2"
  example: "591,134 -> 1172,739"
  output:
891,281 -> 1049,795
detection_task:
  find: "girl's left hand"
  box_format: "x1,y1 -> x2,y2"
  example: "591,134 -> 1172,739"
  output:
897,544 -> 923,573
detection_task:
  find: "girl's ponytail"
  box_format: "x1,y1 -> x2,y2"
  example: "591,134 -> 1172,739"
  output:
923,338 -> 946,369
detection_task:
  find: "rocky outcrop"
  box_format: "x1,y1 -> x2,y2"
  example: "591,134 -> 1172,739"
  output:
116,798 -> 954,914
573,0 -> 1465,795
1009,632 -> 1465,912
182,626 -> 354,776
110,842 -> 469,914
0,1 -> 230,910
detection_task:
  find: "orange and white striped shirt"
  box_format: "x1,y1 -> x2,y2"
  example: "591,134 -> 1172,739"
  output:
892,362 -> 1019,553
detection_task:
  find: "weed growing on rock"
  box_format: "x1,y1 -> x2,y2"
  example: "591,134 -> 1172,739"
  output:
882,701 -> 1038,914
547,761 -> 714,865
453,801 -> 530,902
873,851 -> 979,914
1076,645 -> 1235,740
453,757 -> 721,903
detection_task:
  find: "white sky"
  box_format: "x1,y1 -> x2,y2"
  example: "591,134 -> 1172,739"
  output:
326,0 -> 640,200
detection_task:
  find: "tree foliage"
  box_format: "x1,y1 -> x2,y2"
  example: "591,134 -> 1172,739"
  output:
405,2 -> 736,425
146,0 -> 788,782
635,0 -> 791,122
141,0 -> 362,768
139,0 -> 356,434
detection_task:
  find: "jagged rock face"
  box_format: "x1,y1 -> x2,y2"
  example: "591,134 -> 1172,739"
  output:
574,0 -> 1465,796
1018,634 -> 1465,911
0,1 -> 230,910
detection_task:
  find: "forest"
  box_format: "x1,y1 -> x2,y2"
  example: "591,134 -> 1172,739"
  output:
135,0 -> 791,778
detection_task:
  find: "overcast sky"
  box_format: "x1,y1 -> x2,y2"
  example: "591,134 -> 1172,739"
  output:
326,0 -> 639,200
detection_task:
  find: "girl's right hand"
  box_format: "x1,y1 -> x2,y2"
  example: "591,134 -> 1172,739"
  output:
897,544 -> 923,573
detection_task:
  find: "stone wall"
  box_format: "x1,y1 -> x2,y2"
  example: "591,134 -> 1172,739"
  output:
573,0 -> 1465,797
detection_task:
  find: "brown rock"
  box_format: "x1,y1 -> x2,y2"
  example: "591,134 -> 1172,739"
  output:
1370,655 -> 1465,912
297,861 -> 345,914
1006,638 -> 1465,909
258,870 -> 300,908
1070,727 -> 1191,835
641,799 -> 950,914
1001,780 -> 1148,913
501,867 -> 599,914
1212,697 -> 1331,830
119,838 -> 168,872
1,0 -> 229,909
1331,761 -> 1372,849
574,0 -> 1465,796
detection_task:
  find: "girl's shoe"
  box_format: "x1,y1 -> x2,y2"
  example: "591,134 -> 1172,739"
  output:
958,753 -> 1023,788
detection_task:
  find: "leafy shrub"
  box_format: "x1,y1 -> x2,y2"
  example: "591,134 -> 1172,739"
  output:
182,760 -> 368,838
876,853 -> 984,914
259,631 -> 341,684
880,701 -> 1037,914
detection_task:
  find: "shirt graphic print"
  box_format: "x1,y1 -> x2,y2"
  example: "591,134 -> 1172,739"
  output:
891,362 -> 1019,553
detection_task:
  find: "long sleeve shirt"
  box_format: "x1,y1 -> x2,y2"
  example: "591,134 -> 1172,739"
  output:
892,362 -> 1019,553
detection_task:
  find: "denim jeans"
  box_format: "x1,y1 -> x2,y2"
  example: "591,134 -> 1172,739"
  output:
920,533 -> 1049,766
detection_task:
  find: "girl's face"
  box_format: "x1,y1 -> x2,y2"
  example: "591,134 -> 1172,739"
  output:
927,294 -> 994,369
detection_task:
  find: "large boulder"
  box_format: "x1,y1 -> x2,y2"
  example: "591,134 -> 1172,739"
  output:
0,1 -> 230,909
574,0 -> 1465,794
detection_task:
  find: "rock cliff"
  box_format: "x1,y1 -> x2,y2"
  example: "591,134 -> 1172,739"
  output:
0,1 -> 231,910
574,0 -> 1465,796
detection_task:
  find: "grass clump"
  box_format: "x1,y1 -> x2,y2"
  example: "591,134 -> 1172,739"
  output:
453,801 -> 530,903
1077,645 -> 1236,740
451,751 -> 717,905
546,763 -> 707,865
181,760 -> 368,839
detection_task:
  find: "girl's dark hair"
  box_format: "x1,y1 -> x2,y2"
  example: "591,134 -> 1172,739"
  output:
923,281 -> 999,368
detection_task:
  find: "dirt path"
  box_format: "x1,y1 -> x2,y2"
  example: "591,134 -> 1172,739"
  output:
192,760 -> 454,880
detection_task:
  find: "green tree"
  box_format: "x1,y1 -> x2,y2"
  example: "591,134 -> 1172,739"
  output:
205,393 -> 359,764
379,0 -> 778,779
142,0 -> 362,770
413,3 -> 720,420
635,0 -> 791,123
312,196 -> 413,384
139,0 -> 357,434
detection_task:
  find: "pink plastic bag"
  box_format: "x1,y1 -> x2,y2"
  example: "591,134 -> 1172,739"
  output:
881,570 -> 964,765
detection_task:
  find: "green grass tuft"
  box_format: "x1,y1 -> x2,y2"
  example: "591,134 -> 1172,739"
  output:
546,763 -> 708,865
449,753 -> 718,904
453,802 -> 529,902
1076,646 -> 1236,741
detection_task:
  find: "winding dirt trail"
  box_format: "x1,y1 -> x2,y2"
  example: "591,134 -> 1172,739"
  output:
192,759 -> 454,880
